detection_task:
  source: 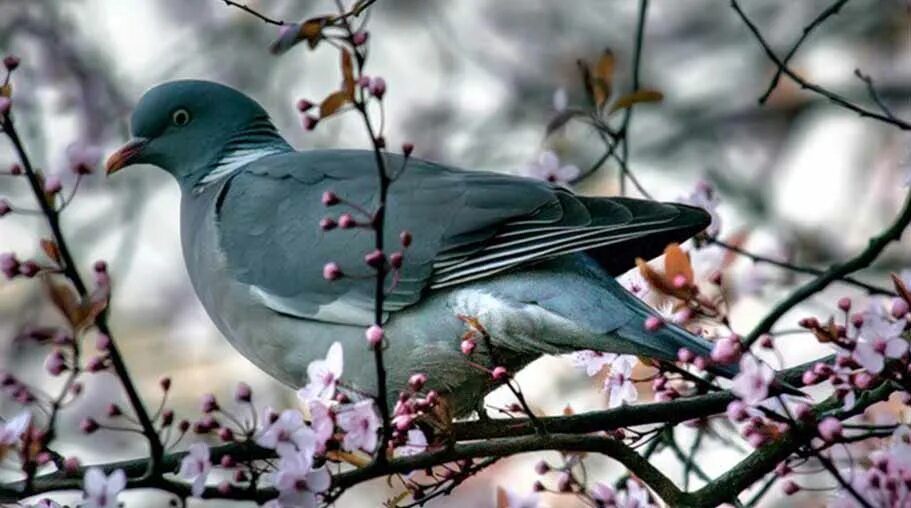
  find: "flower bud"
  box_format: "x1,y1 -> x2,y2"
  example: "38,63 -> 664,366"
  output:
389,252 -> 403,269
408,373 -> 427,391
460,339 -> 476,355
402,143 -> 414,157
817,416 -> 842,442
296,99 -> 314,112
320,217 -> 337,231
235,382 -> 252,402
0,198 -> 11,217
321,191 -> 340,207
366,324 -> 384,346
369,77 -> 386,99
323,262 -> 343,281
711,337 -> 741,364
837,297 -> 852,312
3,55 -> 20,71
491,366 -> 508,381
80,417 -> 99,434
43,177 -> 62,195
201,393 -> 219,413
338,213 -> 356,229
364,249 -> 385,269
352,31 -> 369,45
644,315 -> 663,332
400,230 -> 412,247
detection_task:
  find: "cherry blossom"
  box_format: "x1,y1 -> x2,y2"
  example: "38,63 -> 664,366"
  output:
0,410 -> 30,445
177,442 -> 211,497
731,354 -> 774,406
393,429 -> 428,458
852,314 -> 907,374
297,342 -> 343,404
525,151 -> 580,184
336,399 -> 380,453
681,180 -> 721,237
616,479 -> 657,508
590,482 -> 616,504
502,488 -> 539,508
270,450 -> 330,508
570,351 -> 637,377
604,371 -> 638,408
82,468 -> 126,508
257,409 -> 317,457
308,400 -> 333,454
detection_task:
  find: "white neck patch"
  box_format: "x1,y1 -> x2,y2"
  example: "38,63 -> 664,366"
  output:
197,146 -> 287,188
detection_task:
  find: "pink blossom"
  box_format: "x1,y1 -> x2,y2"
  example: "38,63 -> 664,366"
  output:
0,410 -> 30,445
711,337 -> 742,364
681,180 -> 721,237
817,417 -> 842,442
365,324 -> 384,346
82,468 -> 126,508
177,442 -> 211,497
731,355 -> 774,406
256,409 -> 316,457
590,482 -> 616,504
66,142 -> 102,175
852,314 -> 907,374
270,450 -> 330,508
570,351 -> 637,377
308,400 -> 333,454
616,479 -> 657,508
525,151 -> 580,184
336,400 -> 380,453
393,428 -> 427,458
502,488 -> 539,508
297,342 -> 343,404
322,262 -> 342,281
604,372 -> 638,409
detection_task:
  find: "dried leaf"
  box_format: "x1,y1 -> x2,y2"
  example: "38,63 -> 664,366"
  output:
609,89 -> 664,114
300,17 -> 328,49
0,83 -> 10,98
594,49 -> 615,87
636,257 -> 676,295
75,294 -> 108,332
495,487 -> 509,508
46,278 -> 81,327
664,243 -> 694,286
40,238 -> 61,265
892,273 -> 911,305
341,49 -> 355,98
576,59 -> 597,109
319,90 -> 350,118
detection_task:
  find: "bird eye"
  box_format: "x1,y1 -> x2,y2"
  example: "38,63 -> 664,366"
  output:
171,108 -> 191,127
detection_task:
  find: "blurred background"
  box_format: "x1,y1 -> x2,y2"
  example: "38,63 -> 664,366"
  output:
0,0 -> 909,506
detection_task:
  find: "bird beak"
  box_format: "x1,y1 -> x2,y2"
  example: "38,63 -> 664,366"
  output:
105,137 -> 148,176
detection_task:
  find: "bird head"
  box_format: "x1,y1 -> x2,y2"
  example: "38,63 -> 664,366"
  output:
106,80 -> 289,190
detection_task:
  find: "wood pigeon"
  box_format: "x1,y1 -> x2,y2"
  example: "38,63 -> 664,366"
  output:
106,80 -> 726,417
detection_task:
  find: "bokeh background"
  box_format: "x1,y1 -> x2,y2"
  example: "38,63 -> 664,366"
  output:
0,0 -> 909,506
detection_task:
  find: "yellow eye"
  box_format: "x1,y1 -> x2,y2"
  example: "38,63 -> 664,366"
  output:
171,108 -> 191,127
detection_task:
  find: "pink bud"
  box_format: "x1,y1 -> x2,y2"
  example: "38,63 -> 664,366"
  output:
352,31 -> 369,45
711,337 -> 741,364
817,416 -> 842,442
201,393 -> 219,413
851,313 -> 864,329
389,252 -> 403,269
0,252 -> 18,278
794,402 -> 812,420
672,274 -> 688,289
220,454 -> 236,468
303,115 -> 319,131
747,432 -> 767,448
0,198 -> 11,217
402,143 -> 414,157
161,410 -> 174,427
892,298 -> 909,318
319,217 -> 337,231
321,191 -> 340,206
64,456 -> 81,474
217,481 -> 232,495
798,317 -> 819,329
726,401 -> 749,422
8,163 -> 21,175
80,417 -> 99,434
364,249 -> 385,269
235,382 -> 252,402
95,334 -> 111,351
408,373 -> 427,391
160,377 -> 172,392
400,231 -> 413,247
693,356 -> 707,370
338,213 -> 356,229
0,97 -> 11,115
759,334 -> 774,349
644,315 -> 663,332
853,371 -> 875,390
3,55 -> 20,71
369,77 -> 386,99
43,177 -> 62,195
534,460 -> 550,475
18,260 -> 39,278
296,99 -> 314,112
557,472 -> 572,492
365,324 -> 384,346
837,297 -> 852,312
85,355 -> 106,372
801,370 -> 818,386
219,427 -> 235,442
323,262 -> 343,281
782,480 -> 800,495
44,351 -> 66,376
460,339 -> 476,355
491,366 -> 508,381
677,348 -> 695,363
107,403 -> 122,418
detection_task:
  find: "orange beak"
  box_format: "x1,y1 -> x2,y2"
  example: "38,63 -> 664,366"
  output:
105,138 -> 148,175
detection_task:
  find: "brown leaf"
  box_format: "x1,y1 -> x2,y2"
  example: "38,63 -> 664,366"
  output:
40,238 -> 61,265
0,83 -> 10,98
341,49 -> 355,98
562,404 -> 574,416
45,278 -> 81,327
300,17 -> 328,49
664,243 -> 694,286
892,273 -> 911,305
75,293 -> 108,332
495,487 -> 509,508
319,91 -> 350,118
609,89 -> 664,114
637,257 -> 676,296
576,59 -> 597,109
591,49 -> 615,108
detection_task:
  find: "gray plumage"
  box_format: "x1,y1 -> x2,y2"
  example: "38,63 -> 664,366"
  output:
108,80 -> 725,416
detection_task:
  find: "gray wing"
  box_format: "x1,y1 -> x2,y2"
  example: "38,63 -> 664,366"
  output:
215,149 -> 709,325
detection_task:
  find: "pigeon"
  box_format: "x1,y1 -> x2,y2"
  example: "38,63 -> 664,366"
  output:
106,80 -> 728,417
